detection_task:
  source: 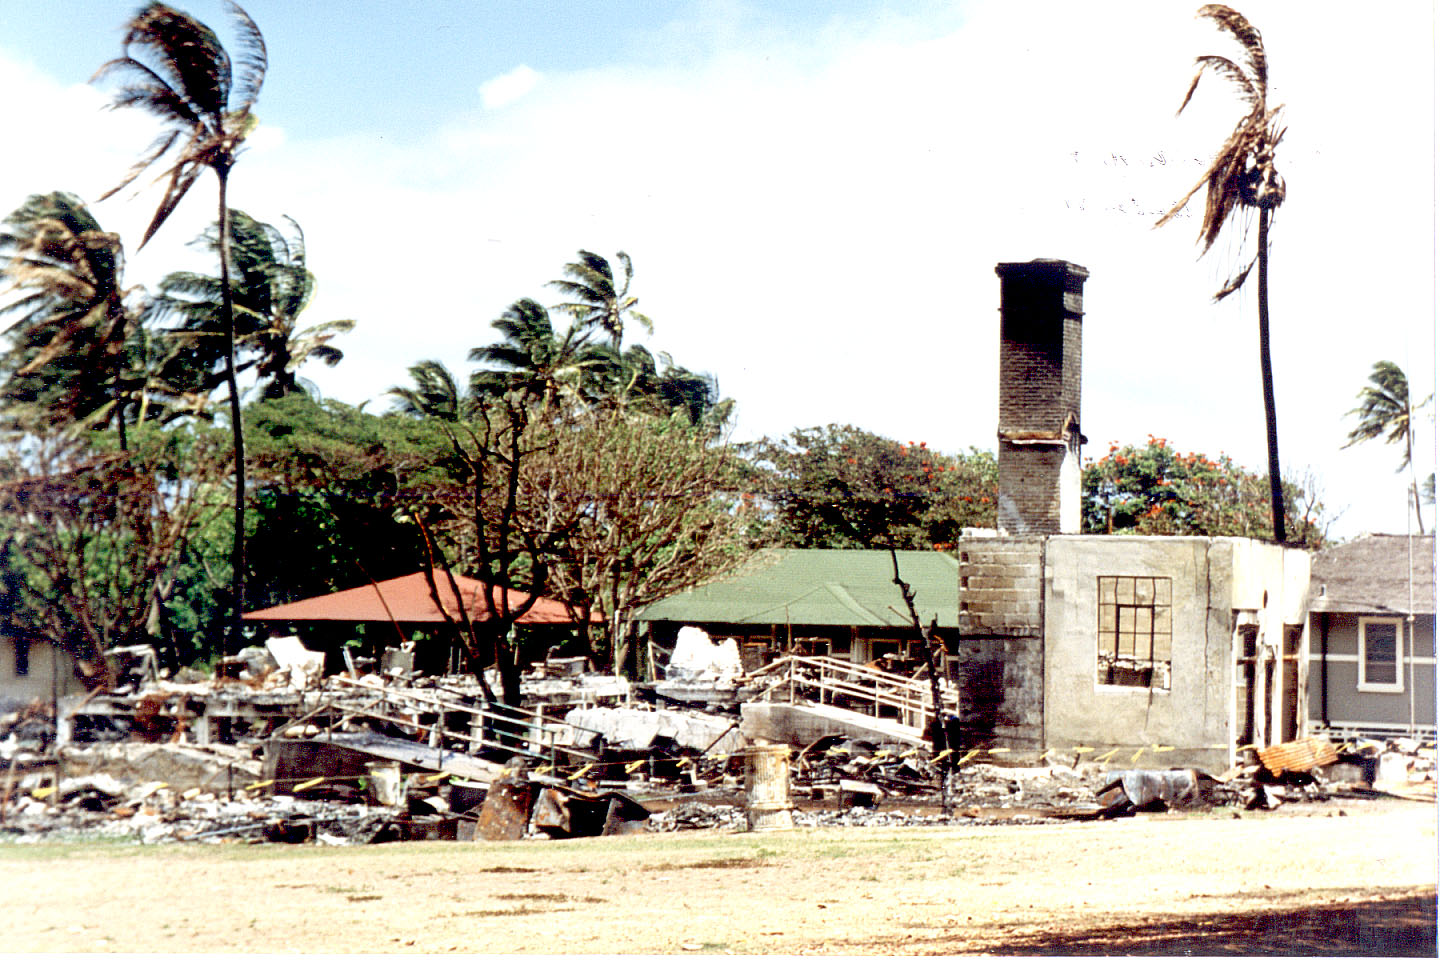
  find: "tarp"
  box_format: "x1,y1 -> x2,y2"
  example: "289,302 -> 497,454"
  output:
242,571 -> 584,625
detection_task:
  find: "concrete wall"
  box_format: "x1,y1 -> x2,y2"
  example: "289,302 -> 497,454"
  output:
1310,612 -> 1437,732
1042,537 -> 1307,771
0,636 -> 84,708
955,537 -> 1045,748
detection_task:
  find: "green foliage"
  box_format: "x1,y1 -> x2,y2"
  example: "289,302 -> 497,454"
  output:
1082,435 -> 1327,547
243,394 -> 444,611
747,424 -> 997,549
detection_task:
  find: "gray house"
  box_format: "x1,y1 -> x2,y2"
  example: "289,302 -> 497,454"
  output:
1308,533 -> 1436,739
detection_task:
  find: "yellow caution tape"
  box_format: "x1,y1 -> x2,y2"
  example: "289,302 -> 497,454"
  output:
294,777 -> 325,791
245,779 -> 274,792
988,747 -> 1010,754
566,763 -> 594,781
1130,748 -> 1145,763
1095,748 -> 1120,762
534,765 -> 553,775
422,772 -> 450,784
625,759 -> 645,774
677,757 -> 694,768
32,786 -> 55,800
900,749 -> 917,758
929,749 -> 953,764
957,748 -> 981,765
1072,746 -> 1095,754
1152,745 -> 1175,753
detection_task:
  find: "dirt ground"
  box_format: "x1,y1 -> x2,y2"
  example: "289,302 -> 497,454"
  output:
1,798 -> 1435,956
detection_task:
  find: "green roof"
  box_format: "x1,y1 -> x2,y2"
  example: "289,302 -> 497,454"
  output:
637,549 -> 959,628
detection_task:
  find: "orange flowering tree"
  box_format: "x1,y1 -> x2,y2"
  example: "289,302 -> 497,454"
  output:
746,424 -> 997,549
1082,435 -> 1327,546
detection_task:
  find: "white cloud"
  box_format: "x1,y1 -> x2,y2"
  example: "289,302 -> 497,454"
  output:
479,65 -> 540,110
0,0 -> 1432,541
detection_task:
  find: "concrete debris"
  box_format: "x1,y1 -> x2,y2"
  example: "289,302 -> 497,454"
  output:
666,627 -> 743,684
563,706 -> 744,756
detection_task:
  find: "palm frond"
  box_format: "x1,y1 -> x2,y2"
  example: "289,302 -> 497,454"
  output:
225,1 -> 268,111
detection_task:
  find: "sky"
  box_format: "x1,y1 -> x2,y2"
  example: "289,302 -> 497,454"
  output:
0,0 -> 1434,542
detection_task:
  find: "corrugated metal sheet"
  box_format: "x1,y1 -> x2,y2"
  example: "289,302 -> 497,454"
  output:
1257,736 -> 1340,775
636,549 -> 959,627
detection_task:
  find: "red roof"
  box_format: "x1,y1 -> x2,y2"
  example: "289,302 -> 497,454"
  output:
242,571 -> 586,624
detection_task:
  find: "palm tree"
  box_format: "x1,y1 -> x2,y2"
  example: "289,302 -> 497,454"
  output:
95,0 -> 266,646
1344,361 -> 1433,533
598,344 -> 732,429
548,250 -> 652,349
155,211 -> 352,402
388,360 -> 476,422
1158,5 -> 1288,542
0,192 -> 140,446
469,297 -> 611,408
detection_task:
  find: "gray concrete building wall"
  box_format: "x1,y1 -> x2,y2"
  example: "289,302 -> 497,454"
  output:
1043,536 -> 1233,770
0,637 -> 84,708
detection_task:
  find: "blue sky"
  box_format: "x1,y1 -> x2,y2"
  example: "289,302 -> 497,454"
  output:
0,0 -> 1434,541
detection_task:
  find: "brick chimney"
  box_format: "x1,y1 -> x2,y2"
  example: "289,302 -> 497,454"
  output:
994,259 -> 1089,535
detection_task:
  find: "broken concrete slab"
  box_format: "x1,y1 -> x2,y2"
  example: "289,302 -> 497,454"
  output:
740,702 -> 928,750
265,732 -> 505,797
563,706 -> 744,756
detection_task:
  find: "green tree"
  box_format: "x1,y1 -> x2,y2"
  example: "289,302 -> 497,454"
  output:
1157,5 -> 1288,543
0,193 -> 141,446
548,249 -> 652,349
1082,435 -> 1327,546
748,424 -> 998,549
1344,360 -> 1433,533
243,395 -> 439,657
95,0 -> 267,649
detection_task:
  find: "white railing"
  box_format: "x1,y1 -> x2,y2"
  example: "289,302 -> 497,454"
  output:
747,655 -> 959,730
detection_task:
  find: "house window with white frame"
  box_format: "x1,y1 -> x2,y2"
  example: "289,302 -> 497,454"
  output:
1358,616 -> 1404,693
1097,576 -> 1172,690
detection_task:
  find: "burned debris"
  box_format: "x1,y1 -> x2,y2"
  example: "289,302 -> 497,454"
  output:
2,632 -> 1434,847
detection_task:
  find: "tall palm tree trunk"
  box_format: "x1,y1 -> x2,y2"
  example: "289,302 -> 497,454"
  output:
1257,206 -> 1285,544
216,167 -> 247,651
1406,401 -> 1426,534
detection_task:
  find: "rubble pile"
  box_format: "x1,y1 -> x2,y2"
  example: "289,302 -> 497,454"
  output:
1,700 -> 56,762
4,637 -> 1434,846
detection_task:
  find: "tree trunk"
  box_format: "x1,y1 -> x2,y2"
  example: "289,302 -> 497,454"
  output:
1257,206 -> 1286,544
216,167 -> 247,653
1407,407 -> 1426,534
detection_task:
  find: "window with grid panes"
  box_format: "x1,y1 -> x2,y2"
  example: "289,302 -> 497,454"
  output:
1097,576 -> 1172,689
